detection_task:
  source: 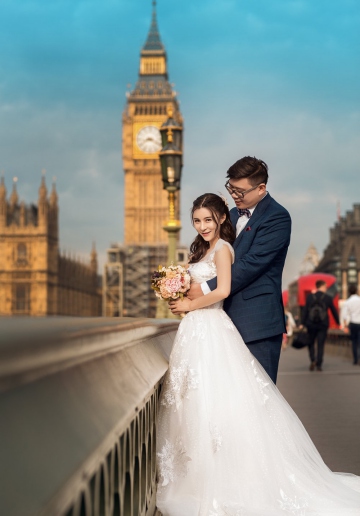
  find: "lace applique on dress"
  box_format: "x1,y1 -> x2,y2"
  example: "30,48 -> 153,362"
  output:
209,423 -> 222,453
181,310 -> 209,339
251,359 -> 270,404
157,437 -> 191,487
174,322 -> 187,347
278,489 -> 309,515
161,359 -> 199,410
210,499 -> 245,516
219,310 -> 235,331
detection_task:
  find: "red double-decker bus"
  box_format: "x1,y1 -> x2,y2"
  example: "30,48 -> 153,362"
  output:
286,273 -> 339,329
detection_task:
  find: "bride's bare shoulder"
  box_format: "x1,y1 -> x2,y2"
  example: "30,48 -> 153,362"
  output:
214,239 -> 234,262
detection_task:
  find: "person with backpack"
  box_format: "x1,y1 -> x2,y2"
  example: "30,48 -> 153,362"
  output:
300,279 -> 340,371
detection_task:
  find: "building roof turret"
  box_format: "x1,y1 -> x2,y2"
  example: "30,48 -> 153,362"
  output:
10,177 -> 19,206
91,242 -> 97,259
50,176 -> 58,207
90,242 -> 98,272
39,170 -> 47,200
0,174 -> 6,201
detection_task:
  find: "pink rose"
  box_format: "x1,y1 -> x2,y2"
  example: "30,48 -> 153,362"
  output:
164,277 -> 182,295
160,284 -> 171,299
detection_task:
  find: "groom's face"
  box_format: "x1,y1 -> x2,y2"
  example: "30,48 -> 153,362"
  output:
228,178 -> 266,209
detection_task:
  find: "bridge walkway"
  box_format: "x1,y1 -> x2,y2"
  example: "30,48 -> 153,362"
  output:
277,346 -> 360,475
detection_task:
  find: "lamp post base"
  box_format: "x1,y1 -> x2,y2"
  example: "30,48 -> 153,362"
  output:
163,220 -> 182,265
155,220 -> 182,320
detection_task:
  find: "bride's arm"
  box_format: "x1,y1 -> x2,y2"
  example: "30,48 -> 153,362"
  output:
170,245 -> 232,313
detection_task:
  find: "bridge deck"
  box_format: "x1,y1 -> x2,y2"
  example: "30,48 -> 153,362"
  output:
277,346 -> 360,475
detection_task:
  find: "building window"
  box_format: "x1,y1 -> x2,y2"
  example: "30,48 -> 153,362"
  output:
16,243 -> 28,266
14,284 -> 30,313
18,243 -> 27,258
348,255 -> 357,285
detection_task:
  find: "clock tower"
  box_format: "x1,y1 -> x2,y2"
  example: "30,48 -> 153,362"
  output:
122,1 -> 183,245
103,1 -> 186,318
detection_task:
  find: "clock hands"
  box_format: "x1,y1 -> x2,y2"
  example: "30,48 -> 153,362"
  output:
136,125 -> 161,153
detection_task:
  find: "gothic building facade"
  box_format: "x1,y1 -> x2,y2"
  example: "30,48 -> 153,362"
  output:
0,177 -> 101,316
315,203 -> 360,299
103,2 -> 186,318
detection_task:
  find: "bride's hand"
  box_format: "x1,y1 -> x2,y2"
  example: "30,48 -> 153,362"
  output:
169,297 -> 192,314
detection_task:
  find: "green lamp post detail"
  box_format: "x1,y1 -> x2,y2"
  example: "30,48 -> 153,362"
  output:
158,108 -> 183,265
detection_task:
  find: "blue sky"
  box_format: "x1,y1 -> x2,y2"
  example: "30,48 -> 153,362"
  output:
0,0 -> 359,287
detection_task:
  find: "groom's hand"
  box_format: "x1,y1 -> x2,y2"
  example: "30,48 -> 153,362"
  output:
187,283 -> 204,301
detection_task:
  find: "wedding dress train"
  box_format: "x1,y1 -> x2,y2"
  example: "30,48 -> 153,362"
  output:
156,239 -> 360,516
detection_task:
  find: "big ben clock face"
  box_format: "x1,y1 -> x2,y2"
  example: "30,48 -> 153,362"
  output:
136,125 -> 162,154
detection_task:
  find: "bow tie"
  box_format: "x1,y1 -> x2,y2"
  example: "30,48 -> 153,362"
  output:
237,208 -> 251,218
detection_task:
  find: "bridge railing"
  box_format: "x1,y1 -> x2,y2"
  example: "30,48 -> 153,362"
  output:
0,317 -> 178,516
292,328 -> 352,359
325,328 -> 352,359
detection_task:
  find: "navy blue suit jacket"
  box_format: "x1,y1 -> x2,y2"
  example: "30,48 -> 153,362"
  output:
207,193 -> 291,343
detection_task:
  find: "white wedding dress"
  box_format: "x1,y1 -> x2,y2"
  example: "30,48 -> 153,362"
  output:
156,239 -> 360,516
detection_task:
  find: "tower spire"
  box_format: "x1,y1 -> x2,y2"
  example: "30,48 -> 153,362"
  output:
143,0 -> 164,52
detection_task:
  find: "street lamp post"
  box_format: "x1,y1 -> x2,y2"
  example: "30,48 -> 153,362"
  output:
156,109 -> 183,318
158,109 -> 183,265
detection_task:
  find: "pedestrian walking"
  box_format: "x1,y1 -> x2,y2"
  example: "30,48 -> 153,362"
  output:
340,284 -> 360,365
301,279 -> 339,371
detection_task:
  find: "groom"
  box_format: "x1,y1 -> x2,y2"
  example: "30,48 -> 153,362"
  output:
187,156 -> 291,384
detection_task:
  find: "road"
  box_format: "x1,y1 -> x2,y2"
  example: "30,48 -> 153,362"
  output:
277,345 -> 360,475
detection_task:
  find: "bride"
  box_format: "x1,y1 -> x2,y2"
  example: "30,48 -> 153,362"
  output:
156,193 -> 360,516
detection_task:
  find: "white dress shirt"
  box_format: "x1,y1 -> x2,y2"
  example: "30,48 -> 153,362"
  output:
235,205 -> 257,237
341,294 -> 360,325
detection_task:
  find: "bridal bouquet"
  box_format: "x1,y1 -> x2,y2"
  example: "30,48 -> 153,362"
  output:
151,264 -> 191,301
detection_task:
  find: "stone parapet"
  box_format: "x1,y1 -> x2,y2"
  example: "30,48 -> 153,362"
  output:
0,317 -> 178,516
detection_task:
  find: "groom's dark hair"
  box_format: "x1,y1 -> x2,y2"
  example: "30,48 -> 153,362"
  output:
226,156 -> 268,186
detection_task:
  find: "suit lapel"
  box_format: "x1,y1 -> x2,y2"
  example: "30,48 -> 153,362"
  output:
230,208 -> 239,230
233,193 -> 272,251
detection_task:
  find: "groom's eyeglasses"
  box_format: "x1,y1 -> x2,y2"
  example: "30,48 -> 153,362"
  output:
225,181 -> 263,199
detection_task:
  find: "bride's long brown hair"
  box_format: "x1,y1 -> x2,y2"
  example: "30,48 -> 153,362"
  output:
188,193 -> 236,264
